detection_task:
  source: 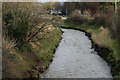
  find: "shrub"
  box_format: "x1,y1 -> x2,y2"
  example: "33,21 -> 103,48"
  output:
85,19 -> 95,26
94,15 -> 107,27
3,10 -> 29,43
52,16 -> 63,27
2,36 -> 15,53
108,7 -> 120,45
2,3 -> 47,51
69,10 -> 87,25
2,4 -> 31,51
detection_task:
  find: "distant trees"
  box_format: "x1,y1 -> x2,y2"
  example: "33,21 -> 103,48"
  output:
43,2 -> 54,14
61,2 -> 115,16
61,2 -> 75,15
53,2 -> 61,11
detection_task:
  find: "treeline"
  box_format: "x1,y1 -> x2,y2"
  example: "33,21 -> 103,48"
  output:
61,2 -> 115,15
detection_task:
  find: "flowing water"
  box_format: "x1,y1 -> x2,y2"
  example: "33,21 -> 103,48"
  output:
40,29 -> 112,78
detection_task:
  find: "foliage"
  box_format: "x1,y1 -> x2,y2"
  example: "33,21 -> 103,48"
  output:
93,15 -> 107,27
110,7 -> 120,45
2,2 -> 48,51
2,25 -> 62,78
2,2 -> 63,78
69,10 -> 87,25
61,2 -> 101,15
52,2 -> 61,11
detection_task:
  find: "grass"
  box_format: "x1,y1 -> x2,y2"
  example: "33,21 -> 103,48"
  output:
2,25 -> 62,78
88,28 -> 120,61
31,26 -> 62,67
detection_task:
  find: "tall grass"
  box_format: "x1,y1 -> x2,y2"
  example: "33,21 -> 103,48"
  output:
88,28 -> 120,61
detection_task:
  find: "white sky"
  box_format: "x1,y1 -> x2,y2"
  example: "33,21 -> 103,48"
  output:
1,0 -> 119,2
37,0 -> 118,2
37,0 -> 68,2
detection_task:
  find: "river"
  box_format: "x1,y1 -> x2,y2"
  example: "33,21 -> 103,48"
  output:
40,28 -> 112,78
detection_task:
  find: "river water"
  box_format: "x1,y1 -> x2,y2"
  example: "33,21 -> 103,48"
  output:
40,29 -> 112,78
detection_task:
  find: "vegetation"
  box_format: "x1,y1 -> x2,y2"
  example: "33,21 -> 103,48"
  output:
2,3 -> 49,51
2,2 -> 120,79
2,2 -> 62,78
3,26 -> 62,78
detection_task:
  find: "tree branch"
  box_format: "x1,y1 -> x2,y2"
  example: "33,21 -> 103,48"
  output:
27,23 -> 46,42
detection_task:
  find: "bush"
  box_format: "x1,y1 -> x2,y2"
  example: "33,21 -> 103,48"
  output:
2,4 -> 31,51
94,15 -> 107,27
2,3 -> 47,51
52,16 -> 63,27
19,44 -> 32,52
85,19 -> 95,26
69,10 -> 87,25
3,10 -> 29,43
108,7 -> 120,45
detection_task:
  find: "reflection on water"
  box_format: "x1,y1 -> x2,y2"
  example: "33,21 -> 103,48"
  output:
40,29 -> 112,78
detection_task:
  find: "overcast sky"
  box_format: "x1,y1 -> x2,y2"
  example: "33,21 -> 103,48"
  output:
37,0 -> 118,2
37,0 -> 68,2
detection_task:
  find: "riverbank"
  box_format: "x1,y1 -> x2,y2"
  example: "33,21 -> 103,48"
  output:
63,19 -> 120,79
2,25 -> 62,79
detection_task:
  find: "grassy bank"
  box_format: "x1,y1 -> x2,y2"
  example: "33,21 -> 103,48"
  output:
64,19 -> 120,79
3,25 -> 62,78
